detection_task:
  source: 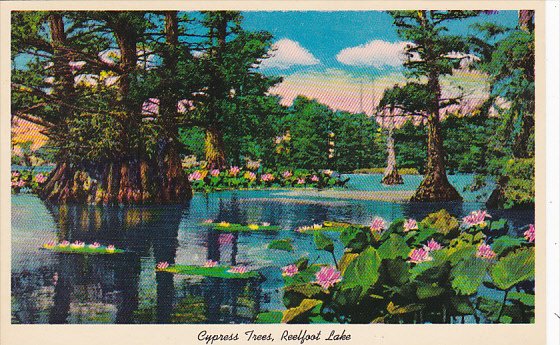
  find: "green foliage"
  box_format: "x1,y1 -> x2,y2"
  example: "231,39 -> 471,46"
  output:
490,247 -> 535,290
280,210 -> 534,324
198,221 -> 281,232
419,209 -> 460,236
313,232 -> 334,253
255,311 -> 283,324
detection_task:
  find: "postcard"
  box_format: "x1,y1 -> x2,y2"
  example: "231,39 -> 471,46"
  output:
0,1 -> 555,345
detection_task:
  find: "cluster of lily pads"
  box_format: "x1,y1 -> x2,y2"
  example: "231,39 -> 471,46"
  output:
185,166 -> 348,192
41,240 -> 124,254
257,209 -> 535,324
198,220 -> 281,232
11,170 -> 49,194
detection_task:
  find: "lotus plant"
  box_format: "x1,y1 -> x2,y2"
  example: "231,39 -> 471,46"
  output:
210,169 -> 220,177
203,260 -> 218,268
261,173 -> 275,182
156,261 -> 170,270
281,264 -> 299,277
524,224 -> 535,243
462,210 -> 491,228
476,243 -> 496,260
228,265 -> 249,274
370,217 -> 387,233
106,245 -> 116,253
424,239 -> 443,252
88,242 -> 101,249
59,240 -> 70,247
282,171 -> 292,179
203,219 -> 214,223
262,222 -> 271,226
70,241 -> 85,249
403,218 -> 418,232
314,266 -> 342,289
188,171 -> 204,181
34,173 -> 47,184
229,166 -> 241,177
43,240 -> 56,249
296,178 -> 306,185
311,175 -> 319,182
408,247 -> 433,264
244,171 -> 257,181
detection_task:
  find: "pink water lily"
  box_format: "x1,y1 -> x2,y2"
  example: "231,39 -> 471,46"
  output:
106,245 -> 116,252
296,178 -> 305,184
281,264 -> 299,277
188,171 -> 204,181
524,224 -> 535,243
35,173 -> 47,184
314,266 -> 342,289
59,240 -> 70,247
203,260 -> 218,268
11,171 -> 21,178
462,210 -> 491,227
311,175 -> 319,182
244,171 -> 257,181
218,233 -> 234,245
322,169 -> 333,176
228,265 -> 249,274
70,241 -> 85,248
210,169 -> 220,177
408,248 -> 433,264
43,240 -> 57,248
403,218 -> 418,232
476,243 -> 496,260
156,261 -> 170,270
229,166 -> 241,176
203,219 -> 213,223
17,180 -> 26,188
261,173 -> 274,182
370,217 -> 387,233
282,171 -> 292,179
88,242 -> 101,249
424,239 -> 443,252
261,222 -> 271,226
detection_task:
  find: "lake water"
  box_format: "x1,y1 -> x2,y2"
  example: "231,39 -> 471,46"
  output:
11,174 -> 534,324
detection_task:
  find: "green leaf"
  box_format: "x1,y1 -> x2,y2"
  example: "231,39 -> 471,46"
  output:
450,256 -> 490,295
161,264 -> 259,279
282,299 -> 322,323
386,301 -> 423,315
314,232 -> 334,253
416,284 -> 446,299
377,234 -> 410,260
339,226 -> 371,252
450,296 -> 474,315
341,246 -> 381,295
490,219 -> 509,232
268,238 -> 294,252
490,247 -> 535,290
491,235 -> 524,256
255,311 -> 283,323
507,291 -> 535,307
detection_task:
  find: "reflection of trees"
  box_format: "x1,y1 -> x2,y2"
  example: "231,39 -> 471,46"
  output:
39,203 -> 185,324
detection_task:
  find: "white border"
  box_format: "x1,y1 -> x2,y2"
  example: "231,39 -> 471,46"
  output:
546,1 -> 560,345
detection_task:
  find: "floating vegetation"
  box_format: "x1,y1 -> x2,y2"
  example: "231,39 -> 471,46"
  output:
198,221 -> 281,232
268,238 -> 294,252
41,241 -> 124,255
155,262 -> 260,279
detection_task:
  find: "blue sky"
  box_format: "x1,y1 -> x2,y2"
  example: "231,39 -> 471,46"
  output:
236,11 -> 519,114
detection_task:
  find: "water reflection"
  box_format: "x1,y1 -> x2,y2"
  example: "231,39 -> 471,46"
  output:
11,189 -> 535,324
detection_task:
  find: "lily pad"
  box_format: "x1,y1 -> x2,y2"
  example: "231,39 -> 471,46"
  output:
198,222 -> 281,232
157,264 -> 259,279
268,238 -> 294,252
41,244 -> 125,255
255,311 -> 283,324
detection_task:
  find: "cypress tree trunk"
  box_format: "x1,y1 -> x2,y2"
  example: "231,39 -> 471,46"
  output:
411,69 -> 461,201
382,127 -> 403,185
205,125 -> 227,169
40,12 -> 192,205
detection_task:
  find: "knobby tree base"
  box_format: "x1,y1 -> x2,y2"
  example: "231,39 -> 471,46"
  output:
382,168 -> 404,185
40,154 -> 192,205
410,173 -> 462,202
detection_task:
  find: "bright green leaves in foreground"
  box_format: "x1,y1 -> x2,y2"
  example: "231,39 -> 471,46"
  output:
490,247 -> 535,291
279,209 -> 535,324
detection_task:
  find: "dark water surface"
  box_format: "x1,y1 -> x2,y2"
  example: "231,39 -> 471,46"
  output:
11,175 -> 534,324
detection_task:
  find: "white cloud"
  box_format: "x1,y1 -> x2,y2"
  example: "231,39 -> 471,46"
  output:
336,40 -> 414,68
259,39 -> 320,70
